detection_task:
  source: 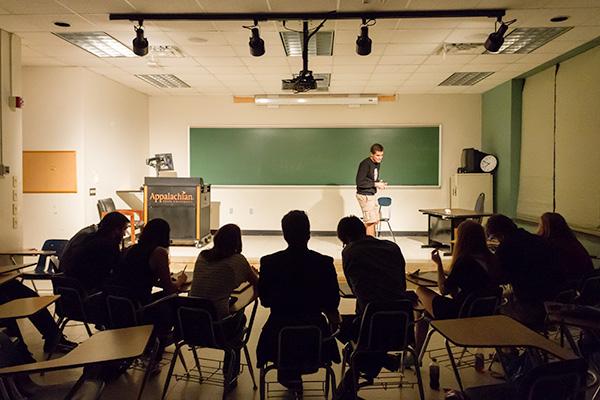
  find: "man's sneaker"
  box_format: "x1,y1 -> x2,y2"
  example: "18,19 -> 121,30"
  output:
44,336 -> 78,353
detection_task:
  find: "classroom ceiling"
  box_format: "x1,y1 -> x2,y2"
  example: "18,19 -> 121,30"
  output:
2,0 -> 600,96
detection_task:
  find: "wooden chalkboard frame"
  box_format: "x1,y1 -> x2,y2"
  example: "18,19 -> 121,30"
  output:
189,125 -> 441,186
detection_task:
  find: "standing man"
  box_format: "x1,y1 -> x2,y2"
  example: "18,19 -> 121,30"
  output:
356,143 -> 387,236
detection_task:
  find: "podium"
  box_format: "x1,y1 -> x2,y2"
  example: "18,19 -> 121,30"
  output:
144,177 -> 211,246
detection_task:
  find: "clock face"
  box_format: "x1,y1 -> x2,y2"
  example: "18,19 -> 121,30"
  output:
480,154 -> 498,172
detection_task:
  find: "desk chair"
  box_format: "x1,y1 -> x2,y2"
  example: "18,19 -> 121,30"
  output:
47,275 -> 101,359
377,197 -> 396,242
260,323 -> 338,400
464,358 -> 587,400
97,198 -> 143,243
161,296 -> 258,400
341,300 -> 424,400
418,291 -> 501,366
20,239 -> 68,293
578,274 -> 600,307
473,192 -> 485,224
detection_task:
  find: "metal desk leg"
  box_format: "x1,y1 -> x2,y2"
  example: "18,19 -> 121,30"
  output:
445,339 -> 464,392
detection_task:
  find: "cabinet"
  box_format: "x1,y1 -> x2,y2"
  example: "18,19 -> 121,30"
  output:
450,173 -> 493,212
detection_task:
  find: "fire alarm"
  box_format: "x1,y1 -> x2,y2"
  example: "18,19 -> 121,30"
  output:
9,96 -> 24,109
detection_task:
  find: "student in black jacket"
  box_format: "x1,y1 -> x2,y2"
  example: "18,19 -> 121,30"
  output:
257,210 -> 341,393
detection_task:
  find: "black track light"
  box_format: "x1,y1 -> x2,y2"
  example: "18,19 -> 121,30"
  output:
356,19 -> 372,56
248,22 -> 265,57
132,20 -> 148,56
484,18 -> 510,53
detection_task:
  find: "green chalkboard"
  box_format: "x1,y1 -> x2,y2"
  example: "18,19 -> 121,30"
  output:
189,127 -> 440,185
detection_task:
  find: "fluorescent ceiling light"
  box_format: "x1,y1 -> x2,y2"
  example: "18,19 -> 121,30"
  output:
53,31 -> 135,58
135,74 -> 190,88
280,31 -> 334,56
439,72 -> 494,86
255,95 -> 379,106
493,27 -> 572,54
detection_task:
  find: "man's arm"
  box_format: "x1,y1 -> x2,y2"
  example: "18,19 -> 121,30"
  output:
356,160 -> 372,190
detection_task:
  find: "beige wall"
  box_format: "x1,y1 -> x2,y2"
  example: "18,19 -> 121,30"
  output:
22,67 -> 149,247
0,31 -> 22,261
149,95 -> 481,231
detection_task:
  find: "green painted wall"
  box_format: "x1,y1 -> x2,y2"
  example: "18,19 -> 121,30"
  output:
481,79 -> 523,217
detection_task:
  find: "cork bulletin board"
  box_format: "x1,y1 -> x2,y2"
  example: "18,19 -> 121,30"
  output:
23,151 -> 77,193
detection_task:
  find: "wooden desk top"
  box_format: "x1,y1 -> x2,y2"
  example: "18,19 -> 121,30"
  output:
418,208 -> 493,218
0,325 -> 153,376
431,315 -> 575,360
0,272 -> 21,287
230,284 -> 257,313
0,263 -> 34,275
0,249 -> 56,257
0,295 -> 60,320
406,270 -> 440,287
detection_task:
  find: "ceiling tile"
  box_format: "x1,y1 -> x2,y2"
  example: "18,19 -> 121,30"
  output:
0,0 -> 70,14
21,57 -> 66,66
378,55 -> 428,64
182,45 -> 237,57
204,65 -> 250,74
389,29 -> 453,43
125,0 -> 203,13
194,57 -> 245,66
373,64 -> 419,73
424,54 -> 478,64
383,43 -> 439,55
332,55 -> 380,65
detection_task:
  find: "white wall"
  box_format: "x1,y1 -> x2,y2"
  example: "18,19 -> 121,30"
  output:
149,95 -> 481,231
22,67 -> 149,247
0,31 -> 23,262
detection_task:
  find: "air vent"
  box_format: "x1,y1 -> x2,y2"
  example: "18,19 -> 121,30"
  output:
53,32 -> 135,58
439,72 -> 494,86
280,31 -> 334,56
135,74 -> 190,88
492,27 -> 573,54
436,43 -> 484,55
149,45 -> 184,58
282,73 -> 330,91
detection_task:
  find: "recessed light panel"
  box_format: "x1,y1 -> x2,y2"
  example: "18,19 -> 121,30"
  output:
135,74 -> 190,88
53,31 -> 135,58
494,27 -> 573,54
280,31 -> 334,56
439,72 -> 494,86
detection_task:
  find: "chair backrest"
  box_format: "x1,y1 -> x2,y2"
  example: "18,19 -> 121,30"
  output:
173,296 -> 221,348
104,285 -> 142,329
277,325 -> 323,374
38,239 -> 69,273
356,300 -> 414,353
517,358 -> 587,400
97,198 -> 116,219
378,197 -> 392,207
51,274 -> 89,321
458,290 -> 501,318
578,274 -> 600,306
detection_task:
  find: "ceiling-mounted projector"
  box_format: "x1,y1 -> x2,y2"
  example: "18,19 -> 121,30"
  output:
281,70 -> 322,92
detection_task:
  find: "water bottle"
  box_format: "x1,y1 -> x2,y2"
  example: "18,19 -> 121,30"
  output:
474,352 -> 485,372
429,358 -> 440,390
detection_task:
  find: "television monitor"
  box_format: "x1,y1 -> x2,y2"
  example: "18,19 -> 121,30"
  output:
460,148 -> 485,173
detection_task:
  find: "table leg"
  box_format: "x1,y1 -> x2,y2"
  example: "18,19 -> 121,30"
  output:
445,339 -> 464,392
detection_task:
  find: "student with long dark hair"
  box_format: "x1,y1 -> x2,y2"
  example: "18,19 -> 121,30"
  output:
537,212 -> 594,284
190,223 -> 258,383
415,220 -> 499,353
116,218 -> 187,304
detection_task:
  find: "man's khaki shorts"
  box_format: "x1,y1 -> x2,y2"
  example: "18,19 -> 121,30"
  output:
356,194 -> 379,223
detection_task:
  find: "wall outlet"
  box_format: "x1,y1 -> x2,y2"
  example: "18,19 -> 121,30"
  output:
12,176 -> 17,188
89,188 -> 96,196
229,208 -> 234,214
12,204 -> 17,215
12,217 -> 17,229
12,190 -> 17,201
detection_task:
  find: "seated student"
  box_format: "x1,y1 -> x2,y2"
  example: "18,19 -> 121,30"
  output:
112,218 -> 187,359
257,210 -> 340,392
190,223 -> 258,379
415,220 -> 499,352
537,212 -> 594,286
61,211 -> 129,293
114,218 -> 187,305
486,214 -> 565,328
335,215 -> 412,399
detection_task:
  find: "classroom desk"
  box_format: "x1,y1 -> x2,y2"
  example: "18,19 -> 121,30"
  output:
0,249 -> 56,266
0,263 -> 35,275
0,272 -> 21,287
230,283 -> 257,313
418,208 -> 492,254
0,325 -> 153,399
0,295 -> 60,320
406,270 -> 443,287
431,315 -> 576,390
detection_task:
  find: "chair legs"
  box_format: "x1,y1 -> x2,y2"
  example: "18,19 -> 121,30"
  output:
418,327 -> 435,365
46,317 -> 69,360
407,348 -> 425,400
138,337 -> 160,400
161,342 -> 183,400
445,339 -> 464,392
243,344 -> 258,390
